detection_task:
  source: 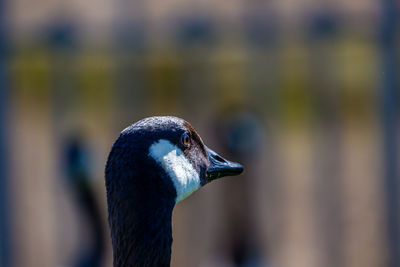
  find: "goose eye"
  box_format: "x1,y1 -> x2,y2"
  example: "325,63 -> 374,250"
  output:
181,132 -> 191,147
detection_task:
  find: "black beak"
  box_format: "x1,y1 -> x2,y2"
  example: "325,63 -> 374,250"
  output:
206,146 -> 244,182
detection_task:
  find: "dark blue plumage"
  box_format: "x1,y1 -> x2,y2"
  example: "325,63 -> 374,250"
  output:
105,116 -> 243,267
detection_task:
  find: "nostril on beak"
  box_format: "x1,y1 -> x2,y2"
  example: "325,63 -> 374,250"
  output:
214,155 -> 226,163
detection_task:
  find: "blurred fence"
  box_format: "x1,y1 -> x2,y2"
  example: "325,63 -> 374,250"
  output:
1,2 -> 400,267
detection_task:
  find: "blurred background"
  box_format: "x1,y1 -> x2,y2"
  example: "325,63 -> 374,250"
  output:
0,0 -> 399,266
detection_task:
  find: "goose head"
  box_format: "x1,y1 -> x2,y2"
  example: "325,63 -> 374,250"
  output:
105,116 -> 243,266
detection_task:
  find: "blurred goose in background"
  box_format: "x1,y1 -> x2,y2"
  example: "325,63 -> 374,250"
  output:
64,135 -> 105,267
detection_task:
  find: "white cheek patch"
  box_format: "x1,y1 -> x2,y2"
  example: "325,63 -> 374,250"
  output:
149,139 -> 201,203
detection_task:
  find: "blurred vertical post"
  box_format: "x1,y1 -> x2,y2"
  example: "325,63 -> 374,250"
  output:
0,0 -> 12,265
380,1 -> 399,266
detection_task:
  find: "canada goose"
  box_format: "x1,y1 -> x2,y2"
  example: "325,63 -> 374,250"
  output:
105,116 -> 243,266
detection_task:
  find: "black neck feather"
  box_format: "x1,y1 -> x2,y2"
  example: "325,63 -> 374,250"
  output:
106,133 -> 178,267
106,155 -> 177,266
109,194 -> 174,267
